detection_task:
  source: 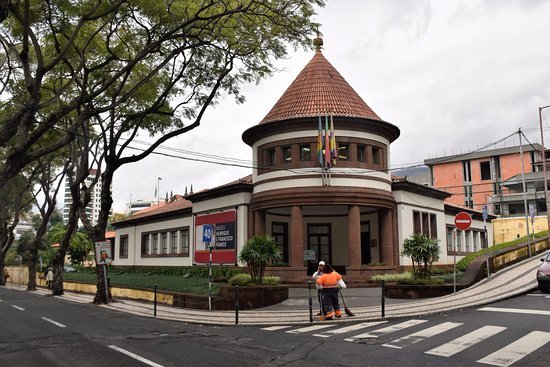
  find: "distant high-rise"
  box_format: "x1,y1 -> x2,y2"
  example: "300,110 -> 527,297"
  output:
62,169 -> 104,226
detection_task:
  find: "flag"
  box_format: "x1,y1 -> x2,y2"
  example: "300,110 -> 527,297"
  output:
330,114 -> 337,166
316,115 -> 323,166
324,113 -> 331,167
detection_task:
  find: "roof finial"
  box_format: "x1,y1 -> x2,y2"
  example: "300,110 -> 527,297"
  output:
313,28 -> 323,52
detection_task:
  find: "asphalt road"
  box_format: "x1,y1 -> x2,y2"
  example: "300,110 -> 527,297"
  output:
1,286 -> 549,367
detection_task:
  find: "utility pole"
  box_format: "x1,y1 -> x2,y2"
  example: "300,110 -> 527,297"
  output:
539,105 -> 550,231
519,129 -> 532,257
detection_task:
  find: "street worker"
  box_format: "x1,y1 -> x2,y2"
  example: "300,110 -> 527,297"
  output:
312,260 -> 325,315
316,263 -> 343,320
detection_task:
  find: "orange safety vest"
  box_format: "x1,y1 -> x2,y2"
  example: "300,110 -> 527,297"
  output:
316,271 -> 342,289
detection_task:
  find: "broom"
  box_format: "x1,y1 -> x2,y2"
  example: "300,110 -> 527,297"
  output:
339,289 -> 355,316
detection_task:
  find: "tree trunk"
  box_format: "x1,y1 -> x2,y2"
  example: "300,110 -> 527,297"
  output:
51,252 -> 65,296
27,250 -> 37,291
93,265 -> 111,304
0,254 -> 6,286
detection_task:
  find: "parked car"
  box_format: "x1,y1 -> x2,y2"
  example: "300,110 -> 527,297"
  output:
536,253 -> 550,292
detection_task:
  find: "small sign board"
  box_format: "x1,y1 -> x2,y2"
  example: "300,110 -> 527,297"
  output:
95,241 -> 112,265
454,212 -> 472,231
203,224 -> 213,243
303,249 -> 316,261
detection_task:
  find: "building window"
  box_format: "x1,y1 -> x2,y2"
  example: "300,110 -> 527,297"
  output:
463,160 -> 471,182
413,211 -> 438,238
266,149 -> 276,166
170,231 -> 178,253
272,222 -> 288,264
338,144 -> 349,160
180,229 -> 189,256
141,234 -> 150,255
161,232 -> 168,254
119,235 -> 128,258
372,146 -> 381,165
152,234 -> 158,254
480,161 -> 491,180
300,145 -> 311,161
446,226 -> 454,253
357,145 -> 366,162
282,146 -> 292,163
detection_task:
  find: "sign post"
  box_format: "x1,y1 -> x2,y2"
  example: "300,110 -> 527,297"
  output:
203,224 -> 213,311
453,212 -> 472,293
95,241 -> 112,304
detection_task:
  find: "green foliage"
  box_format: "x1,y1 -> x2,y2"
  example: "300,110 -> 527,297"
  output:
456,230 -> 548,271
229,273 -> 254,286
238,235 -> 282,285
106,266 -> 241,281
371,272 -> 413,283
402,233 -> 440,279
45,224 -> 93,266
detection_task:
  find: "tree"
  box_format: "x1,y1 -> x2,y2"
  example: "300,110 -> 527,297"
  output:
401,233 -> 440,279
1,0 -> 324,301
238,235 -> 281,285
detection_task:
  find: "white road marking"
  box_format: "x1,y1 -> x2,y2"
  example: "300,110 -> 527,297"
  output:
345,319 -> 428,341
426,325 -> 507,357
477,331 -> 550,367
41,317 -> 66,328
261,325 -> 292,331
12,305 -> 25,311
382,322 -> 463,349
479,306 -> 550,316
108,345 -> 165,367
285,324 -> 334,334
313,321 -> 388,338
527,294 -> 550,299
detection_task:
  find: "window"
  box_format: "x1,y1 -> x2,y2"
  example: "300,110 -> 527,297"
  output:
300,145 -> 311,161
446,226 -> 454,253
180,229 -> 189,255
152,234 -> 158,254
161,232 -> 168,254
338,144 -> 349,160
142,234 -> 150,255
372,146 -> 381,165
480,161 -> 491,180
119,235 -> 128,258
272,222 -> 288,264
266,149 -> 276,166
357,145 -> 366,162
170,231 -> 178,253
282,147 -> 292,163
465,231 -> 471,252
413,211 -> 438,238
463,160 -> 471,182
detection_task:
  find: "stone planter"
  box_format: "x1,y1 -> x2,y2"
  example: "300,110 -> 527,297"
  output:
384,283 -> 461,299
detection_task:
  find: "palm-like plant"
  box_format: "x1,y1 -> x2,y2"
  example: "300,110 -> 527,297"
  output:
238,235 -> 281,285
402,233 -> 440,279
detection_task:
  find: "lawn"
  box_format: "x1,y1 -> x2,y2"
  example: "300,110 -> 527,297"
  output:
64,271 -> 220,295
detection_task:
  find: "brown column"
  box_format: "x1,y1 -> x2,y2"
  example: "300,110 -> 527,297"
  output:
348,205 -> 361,268
290,205 -> 304,268
254,209 -> 266,236
380,208 -> 395,266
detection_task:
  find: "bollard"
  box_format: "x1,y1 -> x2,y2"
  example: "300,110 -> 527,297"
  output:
308,281 -> 313,323
235,285 -> 239,325
154,284 -> 157,317
381,280 -> 385,318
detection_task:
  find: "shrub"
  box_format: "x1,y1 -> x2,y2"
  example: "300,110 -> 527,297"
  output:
229,273 -> 253,286
261,276 -> 281,285
371,272 -> 413,283
401,233 -> 440,279
238,235 -> 281,285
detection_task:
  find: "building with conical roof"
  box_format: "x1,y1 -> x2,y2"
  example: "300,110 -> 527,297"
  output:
112,38 -> 493,283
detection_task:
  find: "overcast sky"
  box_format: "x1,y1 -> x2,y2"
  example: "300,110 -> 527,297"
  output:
110,0 -> 550,212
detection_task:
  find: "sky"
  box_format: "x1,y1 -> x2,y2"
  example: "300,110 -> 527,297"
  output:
110,0 -> 550,213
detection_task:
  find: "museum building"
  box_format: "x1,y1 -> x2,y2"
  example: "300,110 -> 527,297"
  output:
112,38 -> 493,282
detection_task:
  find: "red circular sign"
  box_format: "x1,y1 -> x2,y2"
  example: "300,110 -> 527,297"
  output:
454,212 -> 472,231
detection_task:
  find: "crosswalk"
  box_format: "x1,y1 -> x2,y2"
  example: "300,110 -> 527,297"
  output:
261,319 -> 550,366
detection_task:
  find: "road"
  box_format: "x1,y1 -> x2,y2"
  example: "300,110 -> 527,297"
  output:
1,286 -> 549,366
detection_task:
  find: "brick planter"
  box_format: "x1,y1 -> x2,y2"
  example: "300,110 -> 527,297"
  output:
218,284 -> 289,309
384,284 -> 460,299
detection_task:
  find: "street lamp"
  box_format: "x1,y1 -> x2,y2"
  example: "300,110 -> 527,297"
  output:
157,177 -> 162,207
539,105 -> 550,230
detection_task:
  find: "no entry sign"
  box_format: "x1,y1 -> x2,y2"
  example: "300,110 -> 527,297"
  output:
454,212 -> 472,231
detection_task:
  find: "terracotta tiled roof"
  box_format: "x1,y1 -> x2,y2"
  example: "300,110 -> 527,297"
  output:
260,50 -> 382,124
128,197 -> 192,220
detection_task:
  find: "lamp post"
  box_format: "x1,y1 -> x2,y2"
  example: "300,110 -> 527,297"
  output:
157,177 -> 162,207
539,105 -> 550,230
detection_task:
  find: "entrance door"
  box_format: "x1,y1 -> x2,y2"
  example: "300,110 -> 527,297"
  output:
361,221 -> 371,265
307,224 -> 331,274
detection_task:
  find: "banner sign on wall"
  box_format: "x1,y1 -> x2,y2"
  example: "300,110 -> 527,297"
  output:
195,210 -> 236,263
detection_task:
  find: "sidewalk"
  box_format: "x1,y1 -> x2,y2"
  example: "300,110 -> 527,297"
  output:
7,253 -> 543,326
